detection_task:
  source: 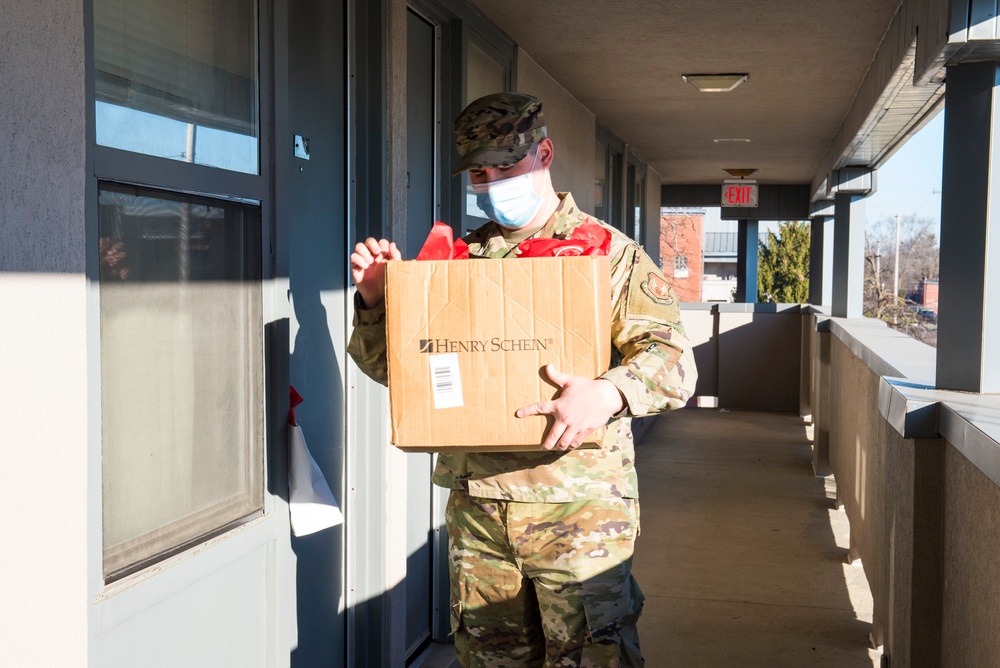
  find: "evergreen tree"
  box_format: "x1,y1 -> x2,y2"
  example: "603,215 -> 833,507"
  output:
757,220 -> 810,303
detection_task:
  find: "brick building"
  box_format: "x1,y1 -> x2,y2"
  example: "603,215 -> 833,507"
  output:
659,208 -> 704,302
915,278 -> 939,312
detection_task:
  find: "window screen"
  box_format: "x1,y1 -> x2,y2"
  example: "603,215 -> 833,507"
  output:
98,182 -> 264,579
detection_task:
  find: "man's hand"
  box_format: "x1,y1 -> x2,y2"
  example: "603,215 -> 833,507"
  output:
516,364 -> 626,451
350,238 -> 401,308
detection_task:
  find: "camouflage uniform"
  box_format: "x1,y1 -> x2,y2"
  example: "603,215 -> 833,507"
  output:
347,92 -> 697,667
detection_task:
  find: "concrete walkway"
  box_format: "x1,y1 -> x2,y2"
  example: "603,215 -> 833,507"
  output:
633,409 -> 879,667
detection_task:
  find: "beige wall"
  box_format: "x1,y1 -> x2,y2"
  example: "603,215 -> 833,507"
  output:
717,308 -> 801,410
822,326 -> 949,667
514,48 -> 597,214
677,305 -> 801,410
679,307 -> 718,399
0,1 -> 89,664
941,442 -> 1000,667
827,337 -> 891,648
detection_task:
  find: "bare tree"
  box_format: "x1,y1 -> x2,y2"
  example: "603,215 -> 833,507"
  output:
864,214 -> 939,345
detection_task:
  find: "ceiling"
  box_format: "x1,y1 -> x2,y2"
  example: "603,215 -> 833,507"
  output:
471,0 -> 921,187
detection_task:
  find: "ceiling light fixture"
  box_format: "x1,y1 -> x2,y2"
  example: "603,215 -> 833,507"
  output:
682,73 -> 749,92
724,168 -> 758,178
713,138 -> 751,143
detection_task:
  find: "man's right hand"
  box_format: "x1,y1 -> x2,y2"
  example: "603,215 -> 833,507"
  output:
350,238 -> 401,308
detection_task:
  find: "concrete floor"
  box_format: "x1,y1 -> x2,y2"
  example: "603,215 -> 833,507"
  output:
633,409 -> 880,668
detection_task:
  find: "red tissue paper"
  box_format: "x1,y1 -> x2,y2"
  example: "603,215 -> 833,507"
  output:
289,385 -> 304,426
516,223 -> 611,258
415,221 -> 470,260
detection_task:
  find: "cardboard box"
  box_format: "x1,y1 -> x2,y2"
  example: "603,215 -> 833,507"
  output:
385,256 -> 611,452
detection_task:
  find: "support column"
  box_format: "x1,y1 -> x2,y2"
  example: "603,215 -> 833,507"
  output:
831,193 -> 866,318
735,219 -> 758,303
937,61 -> 1000,392
809,210 -> 834,306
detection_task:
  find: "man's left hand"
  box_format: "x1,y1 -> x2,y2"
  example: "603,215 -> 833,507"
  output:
516,364 -> 625,451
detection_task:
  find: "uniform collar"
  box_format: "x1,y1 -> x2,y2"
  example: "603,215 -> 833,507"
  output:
466,192 -> 582,258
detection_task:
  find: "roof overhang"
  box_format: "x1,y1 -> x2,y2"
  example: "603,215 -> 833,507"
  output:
470,1 -> 976,202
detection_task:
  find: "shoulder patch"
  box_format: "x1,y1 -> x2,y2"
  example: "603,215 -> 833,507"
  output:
641,272 -> 675,305
623,251 -> 682,325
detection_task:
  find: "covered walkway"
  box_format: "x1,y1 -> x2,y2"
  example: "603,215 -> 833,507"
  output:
635,409 -> 879,667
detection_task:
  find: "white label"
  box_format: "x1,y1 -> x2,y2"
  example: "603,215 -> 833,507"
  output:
429,353 -> 464,409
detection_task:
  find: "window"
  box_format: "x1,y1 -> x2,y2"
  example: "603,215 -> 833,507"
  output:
674,255 -> 689,278
91,0 -> 267,580
94,0 -> 260,174
595,126 -> 624,231
461,40 -> 512,232
99,183 -> 264,580
632,161 -> 645,245
594,140 -> 607,223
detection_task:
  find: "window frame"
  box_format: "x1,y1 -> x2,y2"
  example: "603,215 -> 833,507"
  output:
627,151 -> 647,245
86,0 -> 275,584
596,123 -> 625,232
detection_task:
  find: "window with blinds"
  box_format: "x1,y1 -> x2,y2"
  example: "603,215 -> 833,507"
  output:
98,182 -> 264,580
93,0 -> 259,173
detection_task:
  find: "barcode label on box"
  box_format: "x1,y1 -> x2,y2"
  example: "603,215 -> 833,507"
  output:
428,353 -> 463,409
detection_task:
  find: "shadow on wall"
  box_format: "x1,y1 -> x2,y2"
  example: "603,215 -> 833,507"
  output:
683,305 -> 802,411
289,288 -> 346,666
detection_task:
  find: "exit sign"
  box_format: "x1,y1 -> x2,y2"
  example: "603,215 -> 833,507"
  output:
721,181 -> 758,207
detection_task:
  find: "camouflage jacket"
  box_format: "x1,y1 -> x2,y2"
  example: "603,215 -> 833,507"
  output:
347,192 -> 697,502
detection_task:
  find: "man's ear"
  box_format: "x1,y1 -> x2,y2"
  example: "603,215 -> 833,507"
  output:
538,137 -> 555,169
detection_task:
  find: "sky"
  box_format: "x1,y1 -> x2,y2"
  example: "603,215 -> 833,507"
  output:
864,109 -> 944,228
703,108 -> 945,235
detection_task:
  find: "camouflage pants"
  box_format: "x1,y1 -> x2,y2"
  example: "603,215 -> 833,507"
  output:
446,490 -> 644,667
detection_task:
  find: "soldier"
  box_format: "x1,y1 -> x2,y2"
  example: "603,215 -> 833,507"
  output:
348,92 -> 697,667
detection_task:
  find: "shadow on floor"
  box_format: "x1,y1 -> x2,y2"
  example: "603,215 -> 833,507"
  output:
633,408 -> 879,667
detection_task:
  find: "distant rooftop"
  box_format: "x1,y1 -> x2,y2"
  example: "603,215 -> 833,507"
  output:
661,207 -> 706,216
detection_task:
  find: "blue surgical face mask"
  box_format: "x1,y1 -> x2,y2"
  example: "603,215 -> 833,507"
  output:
473,152 -> 543,229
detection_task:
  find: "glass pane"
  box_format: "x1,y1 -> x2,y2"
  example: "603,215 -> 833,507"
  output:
594,141 -> 607,223
633,164 -> 645,243
608,149 -> 622,230
94,0 -> 259,174
463,43 -> 508,230
466,43 -> 505,105
99,183 -> 264,579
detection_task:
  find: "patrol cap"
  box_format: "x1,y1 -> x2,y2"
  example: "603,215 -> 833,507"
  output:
451,92 -> 548,176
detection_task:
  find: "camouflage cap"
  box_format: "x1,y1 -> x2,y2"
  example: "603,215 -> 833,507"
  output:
451,92 -> 547,176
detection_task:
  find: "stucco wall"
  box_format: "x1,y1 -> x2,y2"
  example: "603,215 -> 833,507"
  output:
677,305 -> 801,409
717,307 -> 801,410
0,1 -> 89,664
828,335 -> 889,645
678,306 -> 718,399
514,48 -> 596,213
940,442 -> 1000,667
824,328 -> 948,667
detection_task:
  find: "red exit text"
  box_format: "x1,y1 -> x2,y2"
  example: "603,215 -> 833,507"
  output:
721,183 -> 758,207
